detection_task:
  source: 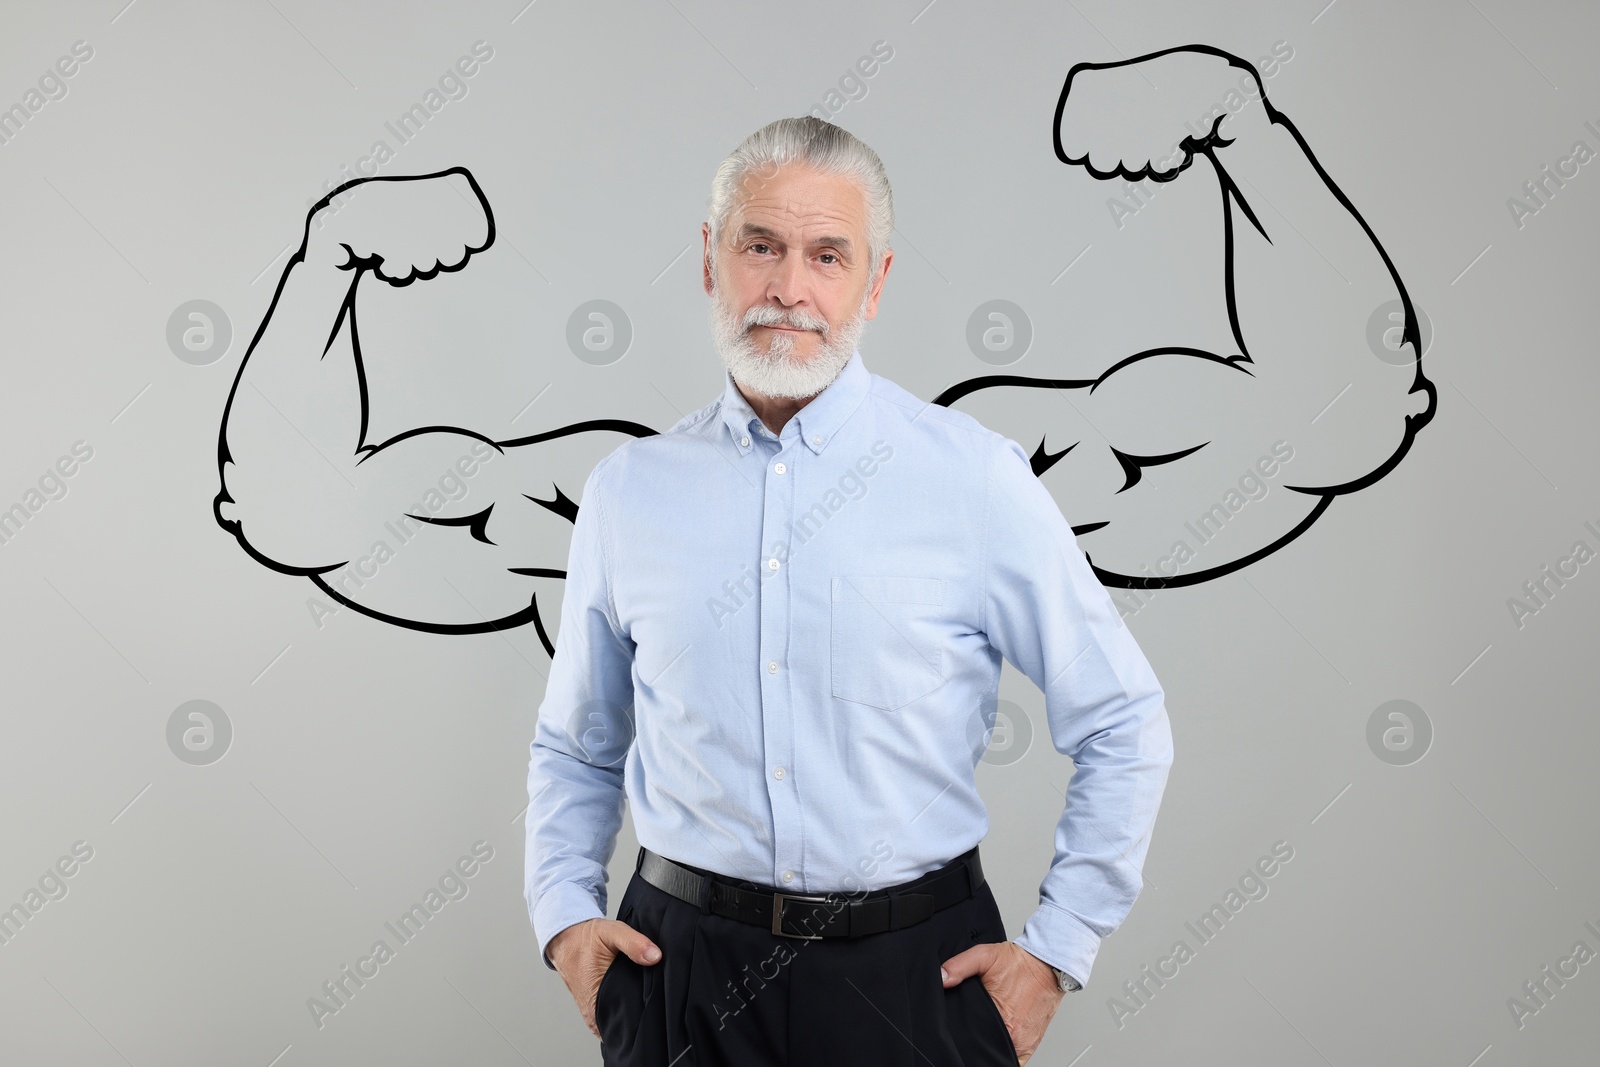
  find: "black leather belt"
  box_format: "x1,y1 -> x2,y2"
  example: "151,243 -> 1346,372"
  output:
635,844 -> 983,940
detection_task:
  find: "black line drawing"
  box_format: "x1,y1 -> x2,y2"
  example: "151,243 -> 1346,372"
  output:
214,45 -> 1436,643
936,45 -> 1435,589
213,167 -> 655,655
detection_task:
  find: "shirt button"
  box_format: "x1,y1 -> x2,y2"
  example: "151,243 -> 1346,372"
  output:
767,557 -> 780,571
812,435 -> 823,446
773,461 -> 786,475
740,435 -> 750,447
773,766 -> 785,780
781,870 -> 795,883
768,661 -> 778,674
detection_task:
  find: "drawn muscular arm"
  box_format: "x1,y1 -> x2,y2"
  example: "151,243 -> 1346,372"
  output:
942,46 -> 1436,585
214,170 -> 653,642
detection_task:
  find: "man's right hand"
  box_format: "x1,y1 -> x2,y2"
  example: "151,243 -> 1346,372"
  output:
547,918 -> 664,1041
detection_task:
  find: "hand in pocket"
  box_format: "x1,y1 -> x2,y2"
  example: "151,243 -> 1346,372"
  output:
547,916 -> 663,1040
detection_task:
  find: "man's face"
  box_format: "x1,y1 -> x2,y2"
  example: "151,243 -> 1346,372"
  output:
703,161 -> 893,399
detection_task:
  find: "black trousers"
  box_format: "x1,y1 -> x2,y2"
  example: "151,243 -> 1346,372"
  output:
594,849 -> 1022,1066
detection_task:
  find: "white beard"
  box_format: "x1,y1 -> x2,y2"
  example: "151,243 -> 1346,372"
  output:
709,277 -> 870,400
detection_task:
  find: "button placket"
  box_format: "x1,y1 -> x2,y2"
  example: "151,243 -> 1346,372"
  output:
760,434 -> 801,888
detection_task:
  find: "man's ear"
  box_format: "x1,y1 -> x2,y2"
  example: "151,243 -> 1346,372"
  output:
701,222 -> 714,295
863,249 -> 894,320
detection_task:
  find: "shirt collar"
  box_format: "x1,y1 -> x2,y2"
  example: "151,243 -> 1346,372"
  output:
718,348 -> 871,456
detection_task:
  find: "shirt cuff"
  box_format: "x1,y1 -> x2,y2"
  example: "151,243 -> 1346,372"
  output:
532,880 -> 607,971
1013,900 -> 1101,990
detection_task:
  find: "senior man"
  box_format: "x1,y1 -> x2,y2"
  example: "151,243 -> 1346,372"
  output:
527,115 -> 1173,1067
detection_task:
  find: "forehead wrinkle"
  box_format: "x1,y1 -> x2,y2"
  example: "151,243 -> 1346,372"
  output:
739,180 -> 862,217
739,196 -> 857,225
729,200 -> 862,247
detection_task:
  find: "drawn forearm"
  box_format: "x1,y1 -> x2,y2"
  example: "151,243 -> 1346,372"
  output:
1207,114 -> 1405,373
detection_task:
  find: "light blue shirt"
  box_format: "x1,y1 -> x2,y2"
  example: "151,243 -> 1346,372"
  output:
524,349 -> 1172,987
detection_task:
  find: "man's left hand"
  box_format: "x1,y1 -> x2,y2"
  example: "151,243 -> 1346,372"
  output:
940,940 -> 1065,1064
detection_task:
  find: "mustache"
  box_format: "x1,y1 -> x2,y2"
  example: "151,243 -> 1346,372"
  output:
742,304 -> 829,335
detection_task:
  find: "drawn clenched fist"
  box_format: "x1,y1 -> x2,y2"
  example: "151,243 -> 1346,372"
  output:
305,167 -> 494,284
1054,45 -> 1272,180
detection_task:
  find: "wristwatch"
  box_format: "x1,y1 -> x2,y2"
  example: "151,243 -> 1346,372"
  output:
1050,965 -> 1081,993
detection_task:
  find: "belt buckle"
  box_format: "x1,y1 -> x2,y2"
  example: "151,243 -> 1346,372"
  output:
771,891 -> 831,939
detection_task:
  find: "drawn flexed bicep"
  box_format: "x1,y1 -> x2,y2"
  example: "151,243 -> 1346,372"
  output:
214,169 -> 655,644
941,46 -> 1434,588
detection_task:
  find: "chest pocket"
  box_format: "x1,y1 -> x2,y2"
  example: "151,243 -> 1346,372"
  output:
830,575 -> 948,711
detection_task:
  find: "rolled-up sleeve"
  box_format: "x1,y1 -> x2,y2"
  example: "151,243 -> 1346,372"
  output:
525,454 -> 638,970
980,433 -> 1174,989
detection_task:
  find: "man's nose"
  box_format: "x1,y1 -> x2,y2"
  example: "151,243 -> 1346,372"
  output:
765,253 -> 810,309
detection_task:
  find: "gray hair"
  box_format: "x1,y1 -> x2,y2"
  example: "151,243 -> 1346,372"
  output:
706,116 -> 893,286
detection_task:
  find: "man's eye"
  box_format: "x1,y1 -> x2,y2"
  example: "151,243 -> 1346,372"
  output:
818,253 -> 839,264
750,243 -> 771,254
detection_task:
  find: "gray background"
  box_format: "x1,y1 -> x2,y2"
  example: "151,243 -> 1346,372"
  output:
1,0 -> 1595,1064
